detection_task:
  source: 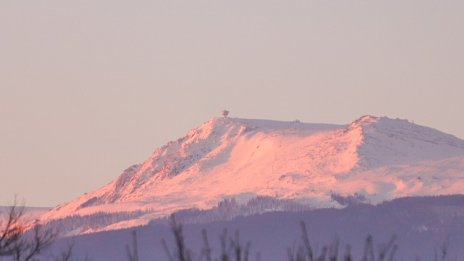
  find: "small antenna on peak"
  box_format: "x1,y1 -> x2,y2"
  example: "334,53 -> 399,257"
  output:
222,110 -> 229,118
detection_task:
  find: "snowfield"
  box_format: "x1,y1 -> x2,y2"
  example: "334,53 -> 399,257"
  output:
40,115 -> 464,234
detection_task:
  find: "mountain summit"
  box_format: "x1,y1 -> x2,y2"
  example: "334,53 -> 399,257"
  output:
42,116 -> 464,231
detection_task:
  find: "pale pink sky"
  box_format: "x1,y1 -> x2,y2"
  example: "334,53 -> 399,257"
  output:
1,0 -> 463,206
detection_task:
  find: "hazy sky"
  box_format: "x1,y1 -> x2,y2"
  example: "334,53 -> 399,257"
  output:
1,0 -> 463,207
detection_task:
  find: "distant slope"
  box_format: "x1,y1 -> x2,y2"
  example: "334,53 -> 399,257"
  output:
41,115 -> 464,233
0,206 -> 50,222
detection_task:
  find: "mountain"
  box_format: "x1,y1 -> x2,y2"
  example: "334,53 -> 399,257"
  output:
40,115 -> 464,233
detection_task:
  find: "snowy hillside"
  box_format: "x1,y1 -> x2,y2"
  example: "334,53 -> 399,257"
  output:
40,115 -> 464,233
50,195 -> 464,261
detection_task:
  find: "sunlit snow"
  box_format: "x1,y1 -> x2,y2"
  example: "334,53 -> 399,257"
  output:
40,116 -> 464,233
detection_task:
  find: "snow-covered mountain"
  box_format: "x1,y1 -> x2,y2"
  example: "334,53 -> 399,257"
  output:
41,115 -> 464,233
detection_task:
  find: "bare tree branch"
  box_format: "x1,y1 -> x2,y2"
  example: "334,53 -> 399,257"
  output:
1,200 -> 58,261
